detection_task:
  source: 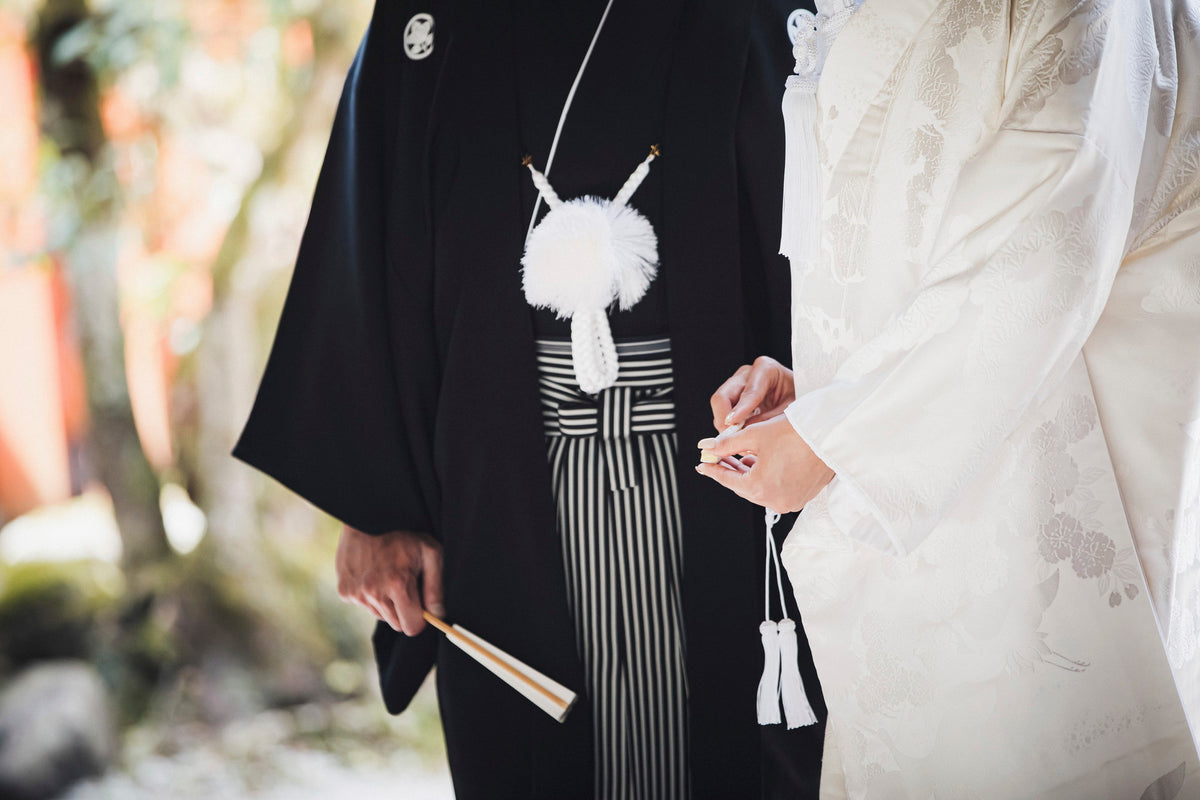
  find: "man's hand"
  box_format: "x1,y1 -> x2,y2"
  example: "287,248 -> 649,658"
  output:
335,526 -> 443,636
709,356 -> 796,431
695,415 -> 834,513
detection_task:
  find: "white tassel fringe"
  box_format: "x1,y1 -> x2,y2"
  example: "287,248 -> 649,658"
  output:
780,2 -> 863,266
758,509 -> 819,728
779,83 -> 820,264
756,620 -> 783,725
522,197 -> 657,317
777,618 -> 818,729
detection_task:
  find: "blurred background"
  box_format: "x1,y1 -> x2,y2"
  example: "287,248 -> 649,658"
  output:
0,0 -> 450,797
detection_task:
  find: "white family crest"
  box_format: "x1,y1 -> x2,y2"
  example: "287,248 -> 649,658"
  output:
403,13 -> 434,61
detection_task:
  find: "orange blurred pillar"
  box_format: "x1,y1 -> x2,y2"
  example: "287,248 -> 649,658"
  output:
0,268 -> 73,516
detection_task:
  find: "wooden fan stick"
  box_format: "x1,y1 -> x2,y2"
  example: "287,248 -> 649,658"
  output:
422,612 -> 561,705
422,611 -> 577,721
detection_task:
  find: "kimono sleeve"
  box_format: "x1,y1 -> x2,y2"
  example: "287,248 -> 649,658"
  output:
786,1 -> 1151,555
234,3 -> 435,538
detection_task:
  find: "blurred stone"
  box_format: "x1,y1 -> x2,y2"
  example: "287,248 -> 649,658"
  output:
0,561 -> 122,669
0,661 -> 117,800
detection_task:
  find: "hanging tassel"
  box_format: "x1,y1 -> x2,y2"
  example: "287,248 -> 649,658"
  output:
758,509 -> 819,728
777,618 -> 818,728
779,11 -> 820,264
779,84 -> 820,264
779,1 -> 860,264
756,620 -> 783,725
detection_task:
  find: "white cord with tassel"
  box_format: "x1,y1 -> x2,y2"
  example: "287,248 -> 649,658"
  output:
780,9 -> 819,265
516,0 -> 665,395
521,148 -> 661,394
758,508 -> 818,729
777,615 -> 818,728
756,618 -> 783,725
779,0 -> 861,270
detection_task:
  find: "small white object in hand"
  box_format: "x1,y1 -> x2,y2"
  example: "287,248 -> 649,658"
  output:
699,421 -> 744,463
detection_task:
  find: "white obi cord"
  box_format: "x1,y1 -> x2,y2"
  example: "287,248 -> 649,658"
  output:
521,150 -> 661,395
515,0 -> 663,395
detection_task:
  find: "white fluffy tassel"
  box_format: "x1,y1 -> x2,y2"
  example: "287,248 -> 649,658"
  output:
607,203 -> 658,310
523,197 -> 630,317
521,149 -> 661,394
756,620 -> 783,725
777,618 -> 818,729
522,198 -> 658,316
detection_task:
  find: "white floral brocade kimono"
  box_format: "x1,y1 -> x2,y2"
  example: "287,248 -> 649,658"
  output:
779,1 -> 1200,798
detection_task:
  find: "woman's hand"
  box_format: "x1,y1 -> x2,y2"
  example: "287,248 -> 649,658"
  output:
335,526 -> 444,636
709,356 -> 796,431
695,415 -> 834,513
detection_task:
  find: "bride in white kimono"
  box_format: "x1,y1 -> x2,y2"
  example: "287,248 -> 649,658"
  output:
698,0 -> 1200,797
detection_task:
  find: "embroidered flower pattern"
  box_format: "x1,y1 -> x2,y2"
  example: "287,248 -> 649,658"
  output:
1037,513 -> 1118,581
1058,395 -> 1098,442
1031,396 -> 1141,606
1070,529 -> 1115,578
1039,512 -> 1081,562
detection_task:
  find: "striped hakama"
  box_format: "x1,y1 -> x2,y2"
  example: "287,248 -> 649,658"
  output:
537,337 -> 689,800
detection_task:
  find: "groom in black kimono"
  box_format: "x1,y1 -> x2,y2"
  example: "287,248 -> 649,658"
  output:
235,1 -> 822,797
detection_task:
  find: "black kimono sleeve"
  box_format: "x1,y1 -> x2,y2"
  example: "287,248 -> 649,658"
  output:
234,3 -> 436,540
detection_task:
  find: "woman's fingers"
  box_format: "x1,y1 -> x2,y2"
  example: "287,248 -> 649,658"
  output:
726,388 -> 765,427
710,356 -> 797,429
697,424 -> 757,461
695,459 -> 753,501
696,415 -> 834,513
719,455 -> 749,473
710,365 -> 751,430
727,356 -> 788,426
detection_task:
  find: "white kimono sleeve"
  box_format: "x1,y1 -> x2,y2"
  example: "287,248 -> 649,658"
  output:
786,4 -> 1151,556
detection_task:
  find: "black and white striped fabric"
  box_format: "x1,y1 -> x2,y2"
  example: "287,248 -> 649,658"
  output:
537,337 -> 689,800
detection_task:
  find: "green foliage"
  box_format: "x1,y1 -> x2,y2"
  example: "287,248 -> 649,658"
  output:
0,559 -> 125,671
50,1 -> 187,88
0,559 -> 181,722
